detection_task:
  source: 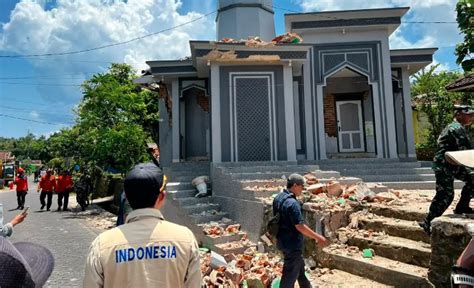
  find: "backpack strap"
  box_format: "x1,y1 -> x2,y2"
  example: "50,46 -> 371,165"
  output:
277,193 -> 293,214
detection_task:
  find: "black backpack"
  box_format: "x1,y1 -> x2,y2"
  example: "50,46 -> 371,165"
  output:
267,194 -> 292,237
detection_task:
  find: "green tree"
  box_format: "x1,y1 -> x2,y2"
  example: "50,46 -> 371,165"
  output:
412,65 -> 466,147
455,0 -> 474,72
76,63 -> 160,173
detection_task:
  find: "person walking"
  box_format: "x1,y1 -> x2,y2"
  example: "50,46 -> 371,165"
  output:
83,162 -> 201,288
37,169 -> 56,211
56,170 -> 73,211
273,173 -> 328,288
14,168 -> 28,210
419,105 -> 474,234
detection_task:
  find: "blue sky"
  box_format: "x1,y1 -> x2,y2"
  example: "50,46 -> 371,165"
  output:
0,0 -> 462,138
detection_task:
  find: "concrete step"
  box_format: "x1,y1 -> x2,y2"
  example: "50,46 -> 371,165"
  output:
238,177 -> 363,191
373,180 -> 463,190
337,167 -> 433,176
228,170 -> 340,181
168,188 -> 211,199
322,247 -> 430,287
189,211 -> 229,224
369,205 -> 426,222
353,174 -> 436,182
167,170 -> 210,177
182,203 -> 221,214
302,158 -> 405,164
347,232 -> 431,267
202,232 -> 247,247
177,196 -> 215,206
358,215 -> 430,243
166,182 -> 195,190
215,161 -> 298,168
213,240 -> 256,256
319,162 -> 422,170
219,165 -> 320,173
173,175 -> 204,182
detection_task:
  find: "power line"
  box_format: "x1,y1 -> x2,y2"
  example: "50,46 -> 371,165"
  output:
0,113 -> 73,126
0,82 -> 82,87
0,10 -> 217,58
0,72 -> 98,80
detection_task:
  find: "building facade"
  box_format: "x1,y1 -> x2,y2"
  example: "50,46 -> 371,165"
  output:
137,1 -> 436,166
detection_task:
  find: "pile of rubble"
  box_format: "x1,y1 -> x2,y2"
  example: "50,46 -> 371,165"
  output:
202,221 -> 243,237
200,247 -> 284,288
219,32 -> 303,47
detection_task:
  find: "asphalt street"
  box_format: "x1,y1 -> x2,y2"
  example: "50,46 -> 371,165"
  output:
0,178 -> 99,287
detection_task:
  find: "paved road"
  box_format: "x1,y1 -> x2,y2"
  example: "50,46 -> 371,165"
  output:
0,179 -> 99,287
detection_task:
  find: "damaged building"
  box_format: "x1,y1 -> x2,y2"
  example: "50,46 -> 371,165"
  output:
136,0 -> 436,165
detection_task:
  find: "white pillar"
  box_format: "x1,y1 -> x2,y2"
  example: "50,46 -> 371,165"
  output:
316,85 -> 326,160
379,40 -> 398,158
303,60 -> 315,160
171,79 -> 180,163
371,83 -> 384,158
402,68 -> 416,158
283,65 -> 297,161
210,64 -> 222,162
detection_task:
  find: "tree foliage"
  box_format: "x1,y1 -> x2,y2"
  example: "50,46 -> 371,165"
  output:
0,63 -> 160,174
411,65 -> 470,147
455,0 -> 474,72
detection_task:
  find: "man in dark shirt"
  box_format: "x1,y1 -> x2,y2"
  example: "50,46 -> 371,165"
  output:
273,173 -> 328,288
420,105 -> 474,234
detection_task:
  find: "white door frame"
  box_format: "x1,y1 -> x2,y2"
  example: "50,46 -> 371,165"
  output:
336,100 -> 365,152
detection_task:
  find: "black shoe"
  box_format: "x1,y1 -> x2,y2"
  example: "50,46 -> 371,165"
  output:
16,206 -> 21,210
418,220 -> 431,235
20,206 -> 24,210
40,205 -> 45,210
56,207 -> 61,211
454,207 -> 474,214
63,208 -> 70,212
47,208 -> 50,211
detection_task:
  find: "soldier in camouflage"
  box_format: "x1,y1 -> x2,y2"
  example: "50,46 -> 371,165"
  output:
419,105 -> 474,234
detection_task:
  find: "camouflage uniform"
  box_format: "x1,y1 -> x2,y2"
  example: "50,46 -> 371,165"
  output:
425,120 -> 473,224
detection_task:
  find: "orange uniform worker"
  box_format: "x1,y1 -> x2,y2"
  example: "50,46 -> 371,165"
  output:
56,170 -> 73,211
37,169 -> 56,211
14,168 -> 29,210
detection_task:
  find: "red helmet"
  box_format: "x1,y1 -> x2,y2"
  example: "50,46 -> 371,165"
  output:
18,168 -> 25,173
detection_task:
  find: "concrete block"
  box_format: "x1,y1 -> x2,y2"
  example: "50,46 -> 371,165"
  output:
429,215 -> 473,288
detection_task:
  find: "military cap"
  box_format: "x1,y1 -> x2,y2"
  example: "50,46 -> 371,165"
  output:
454,104 -> 473,114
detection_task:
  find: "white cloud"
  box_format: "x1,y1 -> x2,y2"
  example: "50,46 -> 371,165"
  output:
298,0 -> 462,51
427,59 -> 452,74
0,0 -> 216,122
29,110 -> 39,118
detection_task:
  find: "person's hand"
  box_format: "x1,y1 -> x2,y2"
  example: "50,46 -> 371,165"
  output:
315,235 -> 329,247
10,212 -> 27,226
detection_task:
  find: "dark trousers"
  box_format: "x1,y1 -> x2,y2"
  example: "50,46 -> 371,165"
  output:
57,192 -> 69,210
280,251 -> 311,288
40,191 -> 53,210
426,170 -> 473,223
16,191 -> 27,208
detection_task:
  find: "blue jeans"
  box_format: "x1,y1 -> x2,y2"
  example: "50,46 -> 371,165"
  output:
280,250 -> 311,288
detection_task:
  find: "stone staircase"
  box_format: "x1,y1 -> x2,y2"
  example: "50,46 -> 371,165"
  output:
163,162 -> 256,255
312,158 -> 463,190
323,202 -> 433,287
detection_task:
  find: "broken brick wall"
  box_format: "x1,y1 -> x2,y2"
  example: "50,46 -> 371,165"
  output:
323,93 -> 337,137
211,164 -> 267,243
302,204 -> 352,259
